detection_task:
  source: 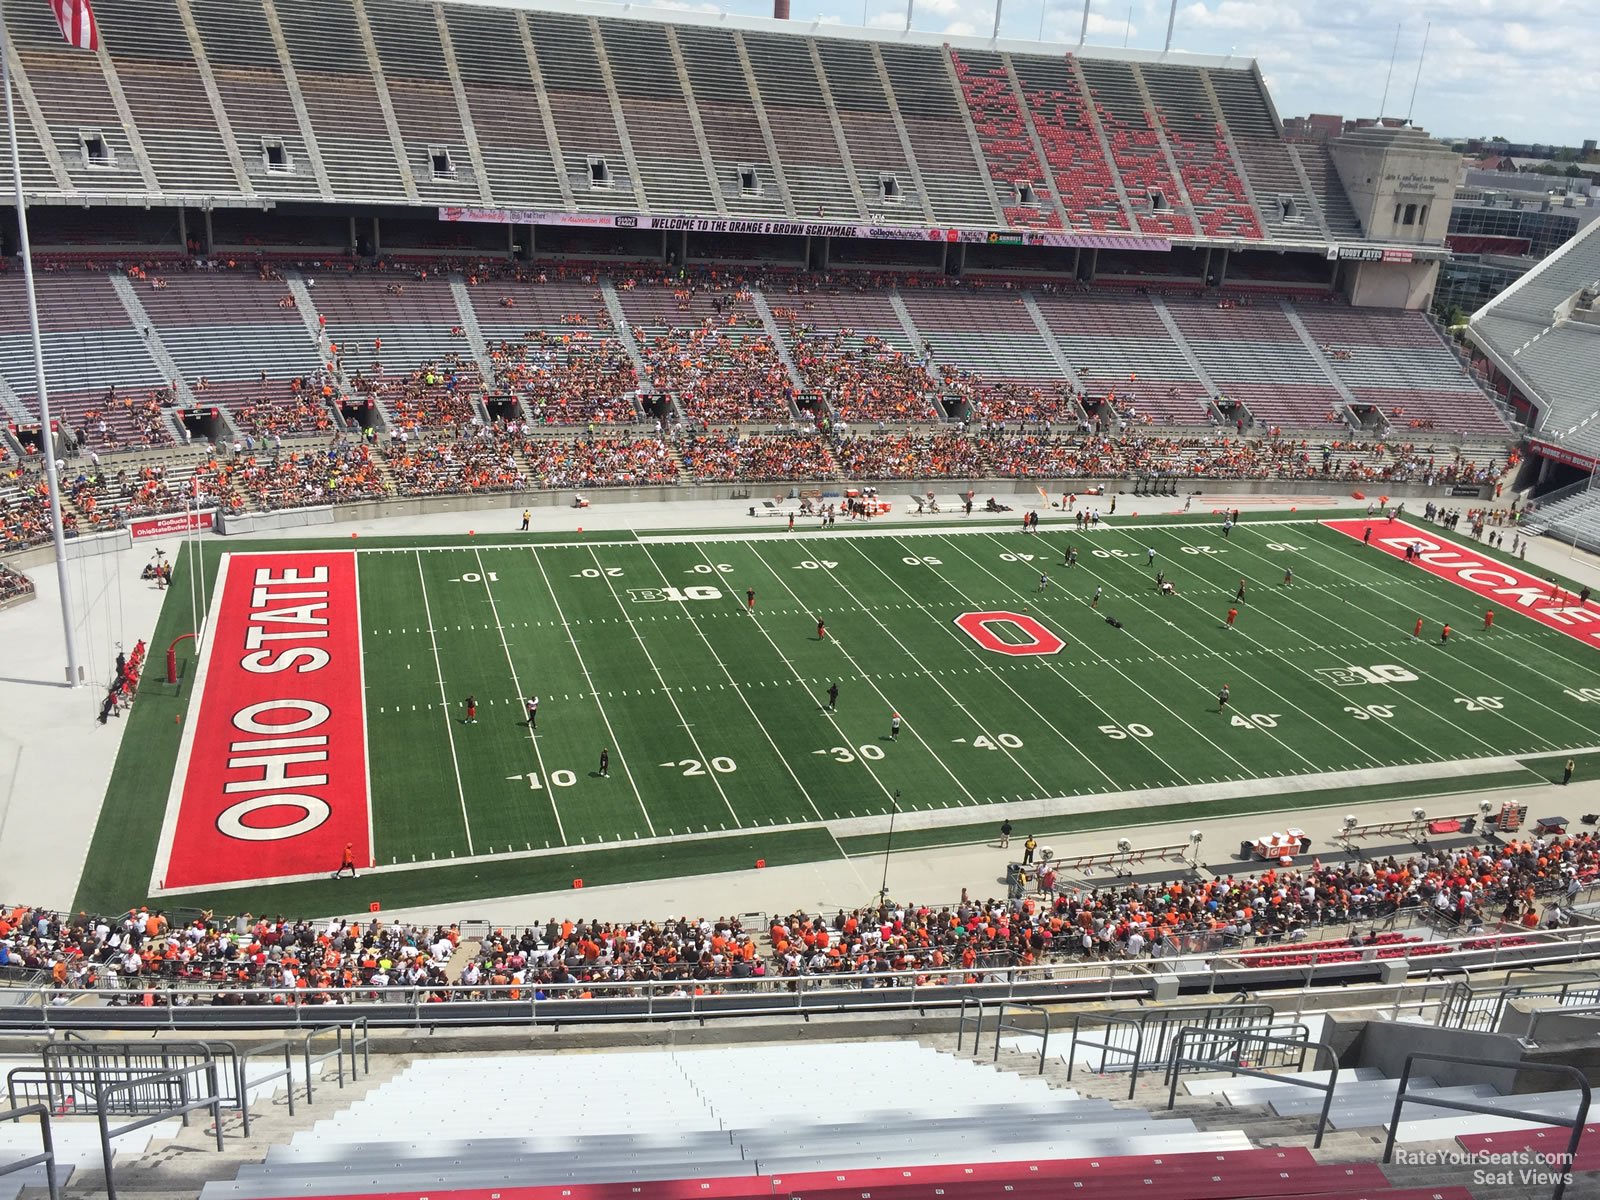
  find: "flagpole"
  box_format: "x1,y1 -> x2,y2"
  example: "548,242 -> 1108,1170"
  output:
2,13 -> 83,686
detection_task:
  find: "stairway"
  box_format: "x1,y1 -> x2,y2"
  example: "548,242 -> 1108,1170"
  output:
108,274 -> 200,413
598,278 -> 653,384
748,287 -> 807,396
449,275 -> 497,388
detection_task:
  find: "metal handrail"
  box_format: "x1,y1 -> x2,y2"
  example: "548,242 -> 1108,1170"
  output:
94,1063 -> 225,1200
992,1002 -> 1051,1075
301,1024 -> 347,1105
954,995 -> 986,1055
0,924 -> 1591,1031
1381,1054 -> 1590,1200
234,1039 -> 296,1137
1165,1027 -> 1339,1148
0,1103 -> 59,1200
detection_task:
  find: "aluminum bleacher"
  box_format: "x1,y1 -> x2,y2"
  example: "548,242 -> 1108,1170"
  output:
1470,216 -> 1600,456
1167,300 -> 1344,429
0,273 -> 174,449
1298,306 -> 1512,436
899,291 -> 1063,385
135,273 -> 329,437
1206,68 -> 1322,242
877,44 -> 1001,229
1139,64 -> 1260,241
1075,58 -> 1193,238
1015,55 -> 1129,232
949,50 -> 1061,230
1032,293 -> 1211,426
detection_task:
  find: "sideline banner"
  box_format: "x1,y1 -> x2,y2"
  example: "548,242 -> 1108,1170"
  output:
1323,518 -> 1600,649
438,206 -> 1170,252
128,509 -> 215,541
155,551 -> 370,890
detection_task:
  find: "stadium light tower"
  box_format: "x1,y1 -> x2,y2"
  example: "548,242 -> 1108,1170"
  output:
1163,0 -> 1177,52
1078,0 -> 1090,44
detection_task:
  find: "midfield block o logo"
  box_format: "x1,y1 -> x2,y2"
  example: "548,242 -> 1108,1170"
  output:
953,610 -> 1065,656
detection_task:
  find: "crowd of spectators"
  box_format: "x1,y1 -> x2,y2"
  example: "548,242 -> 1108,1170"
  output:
679,431 -> 838,482
832,431 -> 989,479
231,374 -> 339,439
787,331 -> 942,424
524,436 -> 679,489
0,471 -> 77,551
494,330 -> 641,426
383,427 -> 530,496
353,357 -> 480,432
0,563 -> 32,604
2,827 -> 1590,1003
202,443 -> 388,512
644,324 -> 794,425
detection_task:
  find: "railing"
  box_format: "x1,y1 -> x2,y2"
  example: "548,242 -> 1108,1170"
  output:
1437,971 -> 1600,1033
1382,1055 -> 1589,1200
0,1104 -> 60,1200
1067,999 -> 1277,1099
0,925 -> 1593,1031
95,1063 -> 225,1200
1165,1027 -> 1336,1148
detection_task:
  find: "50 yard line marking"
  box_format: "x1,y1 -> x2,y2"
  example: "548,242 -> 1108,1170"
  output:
584,544 -> 745,827
474,548 -> 566,846
528,547 -> 656,837
413,550 -> 475,856
903,534 -> 1227,783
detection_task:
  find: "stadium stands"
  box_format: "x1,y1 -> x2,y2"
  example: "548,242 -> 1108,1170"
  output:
1470,216 -> 1600,456
1139,64 -> 1260,241
1166,299 -> 1345,429
1015,56 -> 1130,232
1299,306 -> 1511,435
1075,58 -> 1194,239
950,50 -> 1062,230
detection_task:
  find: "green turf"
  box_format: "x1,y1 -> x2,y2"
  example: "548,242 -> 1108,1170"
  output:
78,512 -> 1600,915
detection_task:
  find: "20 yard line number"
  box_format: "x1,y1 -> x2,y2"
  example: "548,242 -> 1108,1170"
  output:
661,757 -> 737,776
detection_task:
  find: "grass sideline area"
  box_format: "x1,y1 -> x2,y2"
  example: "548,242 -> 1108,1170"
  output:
77,509 -> 1600,915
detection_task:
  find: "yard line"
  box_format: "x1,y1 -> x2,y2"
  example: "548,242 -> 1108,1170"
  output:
976,530 -> 1352,769
922,535 -> 1246,780
412,551 -> 475,856
745,542 -> 982,805
643,544 -> 853,841
1208,532 -> 1572,755
527,547 -> 656,837
1082,527 -> 1491,764
582,545 -> 742,826
473,548 -> 567,846
845,538 -> 1120,788
1289,527 -> 1600,744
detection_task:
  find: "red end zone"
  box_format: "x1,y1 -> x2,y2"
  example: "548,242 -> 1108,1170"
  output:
1324,518 -> 1600,648
155,551 -> 371,891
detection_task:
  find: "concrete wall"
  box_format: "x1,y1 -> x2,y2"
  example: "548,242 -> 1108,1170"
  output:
1338,1015 -> 1526,1093
1347,259 -> 1442,311
1329,130 -> 1458,246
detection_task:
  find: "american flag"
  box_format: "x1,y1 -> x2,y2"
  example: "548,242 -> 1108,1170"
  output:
48,0 -> 99,50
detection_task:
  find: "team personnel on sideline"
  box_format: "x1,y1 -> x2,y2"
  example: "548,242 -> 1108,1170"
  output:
520,509 -> 530,531
598,747 -> 610,777
1484,609 -> 1495,631
1218,684 -> 1231,711
526,696 -> 538,728
1063,545 -> 1077,567
333,843 -> 357,880
1364,527 -> 1372,545
464,694 -> 478,724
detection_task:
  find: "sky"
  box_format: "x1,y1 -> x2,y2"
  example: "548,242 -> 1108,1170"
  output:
654,0 -> 1600,147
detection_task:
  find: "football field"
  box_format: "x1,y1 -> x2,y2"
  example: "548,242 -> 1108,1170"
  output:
87,511 -> 1600,913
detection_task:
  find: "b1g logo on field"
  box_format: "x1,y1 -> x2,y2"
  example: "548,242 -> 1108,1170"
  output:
628,586 -> 722,603
953,611 -> 1065,656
